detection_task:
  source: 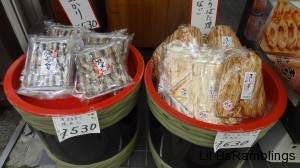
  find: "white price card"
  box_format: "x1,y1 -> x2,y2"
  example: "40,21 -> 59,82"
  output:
191,0 -> 219,37
214,130 -> 260,152
52,111 -> 100,142
58,0 -> 100,29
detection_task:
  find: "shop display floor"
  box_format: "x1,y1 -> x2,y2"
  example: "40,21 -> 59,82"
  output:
1,0 -> 300,167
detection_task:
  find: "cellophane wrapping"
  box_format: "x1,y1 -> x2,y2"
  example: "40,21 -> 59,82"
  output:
18,36 -> 84,99
74,41 -> 133,100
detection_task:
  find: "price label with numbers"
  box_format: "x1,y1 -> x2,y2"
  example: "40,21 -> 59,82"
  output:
214,130 -> 260,152
52,111 -> 100,142
58,0 -> 100,29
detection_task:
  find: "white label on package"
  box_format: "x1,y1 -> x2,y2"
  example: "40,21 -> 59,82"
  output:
52,111 -> 100,142
241,72 -> 256,99
222,36 -> 233,49
58,0 -> 100,29
40,50 -> 58,75
93,56 -> 111,77
198,111 -> 208,121
191,0 -> 219,37
208,79 -> 217,100
223,100 -> 233,111
214,130 -> 260,152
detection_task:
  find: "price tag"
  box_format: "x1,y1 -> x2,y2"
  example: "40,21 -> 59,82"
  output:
214,130 -> 260,152
52,111 -> 100,142
58,0 -> 100,29
190,0 -> 219,37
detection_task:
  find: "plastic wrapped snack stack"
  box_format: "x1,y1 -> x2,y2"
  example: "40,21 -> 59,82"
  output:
153,24 -> 204,79
18,36 -> 83,99
205,25 -> 242,49
46,24 -> 89,38
158,42 -> 196,118
159,41 -> 239,125
74,41 -> 133,100
83,31 -> 133,62
83,29 -> 127,45
215,49 -> 266,118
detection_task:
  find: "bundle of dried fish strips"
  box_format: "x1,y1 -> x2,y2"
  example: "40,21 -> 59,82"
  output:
83,29 -> 127,45
159,41 -> 239,125
153,24 -> 204,79
46,24 -> 88,38
215,48 -> 266,118
83,31 -> 133,62
205,25 -> 242,49
18,36 -> 83,99
75,41 -> 133,100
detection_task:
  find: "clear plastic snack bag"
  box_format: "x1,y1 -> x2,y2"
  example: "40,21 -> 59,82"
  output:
215,48 -> 266,119
18,36 -> 84,99
83,31 -> 134,62
158,41 -> 239,125
46,24 -> 89,38
205,25 -> 242,49
74,41 -> 133,100
153,24 -> 205,79
82,29 -> 128,45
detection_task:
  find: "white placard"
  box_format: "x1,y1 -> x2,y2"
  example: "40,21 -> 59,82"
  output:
59,0 -> 100,29
214,130 -> 260,152
52,111 -> 100,142
191,0 -> 219,37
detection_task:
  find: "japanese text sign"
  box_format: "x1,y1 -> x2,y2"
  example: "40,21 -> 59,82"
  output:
214,130 -> 260,152
191,0 -> 219,37
52,111 -> 100,142
59,0 -> 100,29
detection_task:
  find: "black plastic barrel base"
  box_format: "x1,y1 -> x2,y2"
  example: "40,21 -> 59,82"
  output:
149,112 -> 249,168
34,107 -> 138,165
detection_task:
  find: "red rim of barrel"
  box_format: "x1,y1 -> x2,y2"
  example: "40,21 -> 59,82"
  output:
4,45 -> 144,116
144,58 -> 287,133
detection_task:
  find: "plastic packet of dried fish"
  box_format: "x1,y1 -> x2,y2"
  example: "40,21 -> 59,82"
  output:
18,35 -> 84,99
74,41 -> 134,100
46,24 -> 89,38
82,29 -> 127,45
83,32 -> 134,63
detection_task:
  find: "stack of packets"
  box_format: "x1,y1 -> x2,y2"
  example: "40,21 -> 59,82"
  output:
259,0 -> 300,97
154,25 -> 266,125
18,22 -> 134,101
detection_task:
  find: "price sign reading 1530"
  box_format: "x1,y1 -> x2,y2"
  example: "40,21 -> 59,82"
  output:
52,111 -> 100,142
59,0 -> 100,30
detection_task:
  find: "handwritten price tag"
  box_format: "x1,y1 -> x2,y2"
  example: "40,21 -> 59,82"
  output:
52,111 -> 100,142
59,0 -> 100,29
214,130 -> 260,152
